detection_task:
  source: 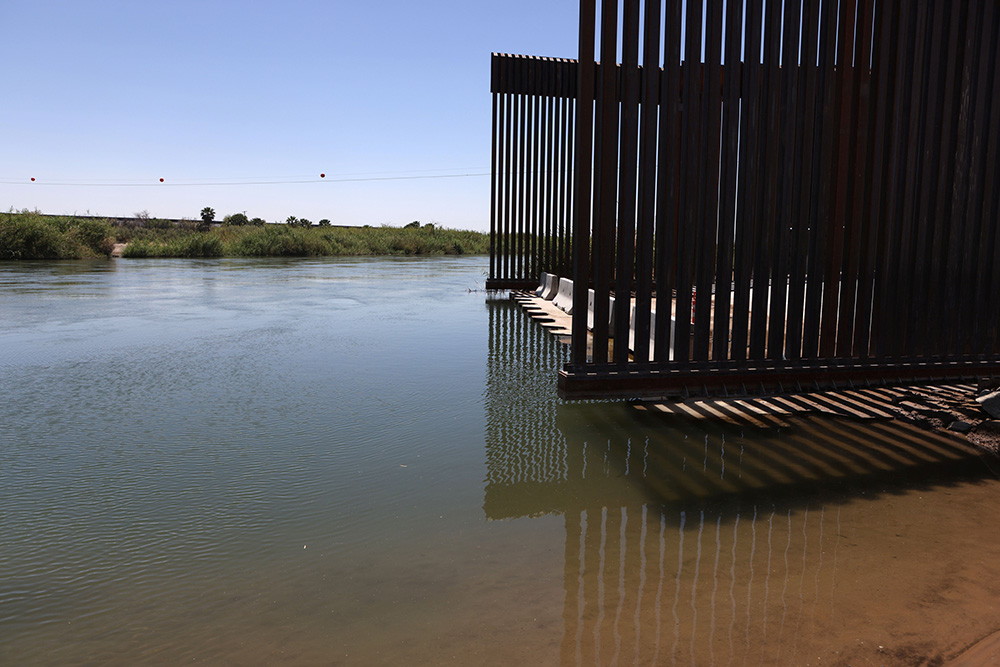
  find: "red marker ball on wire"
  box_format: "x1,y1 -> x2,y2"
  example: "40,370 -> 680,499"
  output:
159,178 -> 164,182
30,177 -> 35,182
320,173 -> 325,178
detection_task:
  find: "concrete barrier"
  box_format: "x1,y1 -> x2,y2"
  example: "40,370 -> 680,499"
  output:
540,273 -> 560,300
534,274 -> 547,297
552,278 -> 574,314
586,289 -> 616,331
629,305 -> 676,360
534,273 -> 558,298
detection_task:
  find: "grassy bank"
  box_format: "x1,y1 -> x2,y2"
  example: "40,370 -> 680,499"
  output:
0,211 -> 488,259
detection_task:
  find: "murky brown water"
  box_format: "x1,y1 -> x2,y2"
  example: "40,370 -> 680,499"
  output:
2,258 -> 999,665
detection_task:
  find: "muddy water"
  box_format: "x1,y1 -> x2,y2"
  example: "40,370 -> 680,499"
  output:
2,257 -> 1000,665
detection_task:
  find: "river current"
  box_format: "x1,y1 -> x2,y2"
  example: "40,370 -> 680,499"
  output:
2,256 -> 1000,665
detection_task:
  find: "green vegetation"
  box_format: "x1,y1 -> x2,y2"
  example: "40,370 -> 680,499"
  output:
0,210 -> 115,259
122,234 -> 224,258
222,212 -> 249,226
0,210 -> 488,259
198,207 -> 215,232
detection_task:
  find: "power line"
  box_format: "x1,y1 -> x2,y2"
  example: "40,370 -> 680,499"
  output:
0,171 -> 490,187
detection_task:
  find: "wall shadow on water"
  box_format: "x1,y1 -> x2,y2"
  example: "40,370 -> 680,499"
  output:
484,298 -> 1000,665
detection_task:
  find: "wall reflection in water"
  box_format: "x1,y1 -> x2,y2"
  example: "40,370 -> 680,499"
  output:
485,299 -> 1000,665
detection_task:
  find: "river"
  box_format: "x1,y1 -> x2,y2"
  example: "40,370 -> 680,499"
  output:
2,256 -> 1000,665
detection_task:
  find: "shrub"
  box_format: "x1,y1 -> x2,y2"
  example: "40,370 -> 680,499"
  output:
228,225 -> 328,256
121,240 -> 155,258
0,215 -> 67,259
170,234 -> 223,257
68,218 -> 114,256
223,212 -> 249,226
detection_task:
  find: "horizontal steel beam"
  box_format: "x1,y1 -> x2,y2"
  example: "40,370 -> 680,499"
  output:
558,358 -> 1000,400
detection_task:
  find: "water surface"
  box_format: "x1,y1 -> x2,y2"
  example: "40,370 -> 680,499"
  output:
2,256 -> 1000,665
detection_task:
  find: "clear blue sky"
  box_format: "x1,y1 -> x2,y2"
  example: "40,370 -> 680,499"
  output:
1,0 -> 578,230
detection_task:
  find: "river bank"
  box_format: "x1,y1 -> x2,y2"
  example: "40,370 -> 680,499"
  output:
0,211 -> 488,259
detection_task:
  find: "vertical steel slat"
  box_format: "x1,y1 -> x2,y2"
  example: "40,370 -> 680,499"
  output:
989,49 -> 1000,352
571,0 -> 596,365
516,63 -> 528,282
960,0 -> 992,354
749,0 -> 782,359
511,85 -> 525,278
673,0 -> 704,363
844,0 -> 876,358
495,55 -> 505,282
713,0 -> 744,362
534,60 -> 545,279
522,74 -> 532,282
854,0 -> 896,358
504,82 -> 512,283
535,62 -> 545,277
544,67 -> 556,275
693,0 -> 722,362
556,91 -> 575,276
633,0 -> 661,364
896,2 -> 930,357
507,90 -> 518,282
757,0 -> 784,360
911,0 -> 949,356
521,61 -> 530,282
866,1 -> 903,358
556,59 -> 568,274
539,60 -> 551,275
802,0 -> 838,358
945,0 -> 982,356
523,90 -> 533,282
529,85 -> 540,281
503,87 -> 514,282
613,0 -> 640,365
591,0 -> 619,363
553,67 -> 564,278
786,0 -> 822,361
559,59 -> 569,279
925,1 -> 967,358
654,0 -> 682,363
490,55 -> 499,283
831,0 -> 862,358
506,57 -> 516,282
493,56 -> 503,281
566,86 -> 577,278
811,0 -> 841,358
874,0 -> 913,359
973,5 -> 1000,353
875,0 -> 912,358
770,0 -> 803,360
557,88 -> 565,279
732,0 -> 764,362
550,60 -> 561,277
